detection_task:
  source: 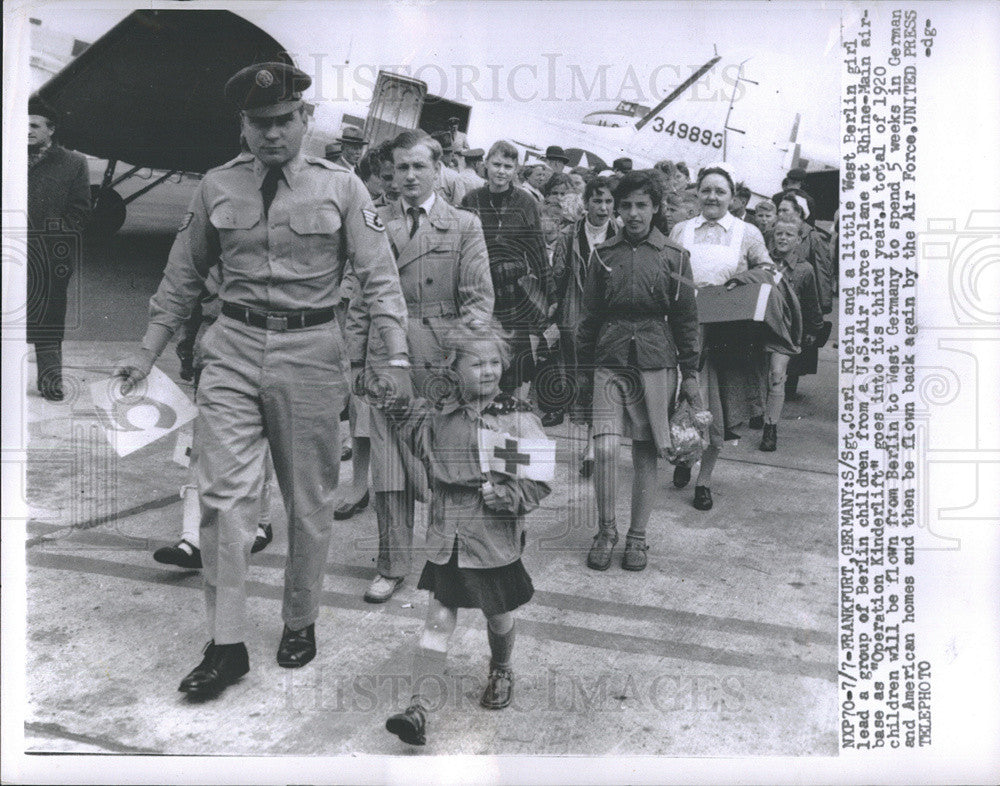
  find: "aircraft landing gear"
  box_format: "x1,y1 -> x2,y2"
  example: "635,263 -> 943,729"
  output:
86,158 -> 182,240
87,184 -> 126,239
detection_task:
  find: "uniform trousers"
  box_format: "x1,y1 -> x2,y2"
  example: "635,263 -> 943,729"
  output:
195,316 -> 347,644
374,489 -> 416,579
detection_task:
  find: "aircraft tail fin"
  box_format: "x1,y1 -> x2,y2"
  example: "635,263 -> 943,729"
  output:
634,56 -> 722,131
628,52 -> 795,196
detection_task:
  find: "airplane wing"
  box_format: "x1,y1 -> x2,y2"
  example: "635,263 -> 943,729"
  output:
36,10 -> 292,173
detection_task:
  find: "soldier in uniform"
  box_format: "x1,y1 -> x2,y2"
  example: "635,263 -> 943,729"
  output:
456,148 -> 486,191
115,62 -> 410,699
346,130 -> 493,603
431,132 -> 468,206
447,116 -> 469,152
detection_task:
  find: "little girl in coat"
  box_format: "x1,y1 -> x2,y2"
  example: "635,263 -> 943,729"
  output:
358,319 -> 552,746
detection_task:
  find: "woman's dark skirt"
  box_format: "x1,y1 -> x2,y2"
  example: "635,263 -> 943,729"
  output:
417,540 -> 534,616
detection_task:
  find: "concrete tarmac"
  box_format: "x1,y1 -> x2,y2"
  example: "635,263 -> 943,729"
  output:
17,214 -> 839,757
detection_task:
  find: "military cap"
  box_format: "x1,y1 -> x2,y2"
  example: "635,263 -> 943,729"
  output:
544,145 -> 569,163
338,125 -> 367,145
225,62 -> 311,117
786,167 -> 808,182
448,116 -> 460,124
461,148 -> 485,159
28,95 -> 59,123
612,157 -> 633,172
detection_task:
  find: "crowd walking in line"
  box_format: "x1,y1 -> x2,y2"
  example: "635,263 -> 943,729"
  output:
29,58 -> 835,746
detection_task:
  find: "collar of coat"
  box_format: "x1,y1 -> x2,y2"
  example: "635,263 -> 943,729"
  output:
597,226 -> 669,252
426,390 -> 533,418
28,141 -> 55,167
384,193 -> 452,231
576,216 -> 616,247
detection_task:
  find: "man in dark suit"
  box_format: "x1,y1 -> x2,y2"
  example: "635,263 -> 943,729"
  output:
27,96 -> 91,401
346,130 -> 494,603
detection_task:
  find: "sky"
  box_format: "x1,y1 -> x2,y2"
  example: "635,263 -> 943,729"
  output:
24,0 -> 841,146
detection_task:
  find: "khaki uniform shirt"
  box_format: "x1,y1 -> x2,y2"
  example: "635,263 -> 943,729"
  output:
143,152 -> 407,357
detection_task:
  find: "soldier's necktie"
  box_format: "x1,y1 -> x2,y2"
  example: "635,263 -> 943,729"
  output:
408,206 -> 422,238
261,167 -> 281,217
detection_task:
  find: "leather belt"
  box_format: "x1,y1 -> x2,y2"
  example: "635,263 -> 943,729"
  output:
221,302 -> 337,331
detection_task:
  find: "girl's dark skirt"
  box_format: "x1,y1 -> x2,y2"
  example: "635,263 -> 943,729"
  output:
417,539 -> 534,616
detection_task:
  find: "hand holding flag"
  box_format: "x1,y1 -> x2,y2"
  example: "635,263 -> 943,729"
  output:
478,428 -> 556,482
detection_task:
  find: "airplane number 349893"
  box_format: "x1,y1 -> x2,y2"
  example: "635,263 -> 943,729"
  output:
650,118 -> 723,148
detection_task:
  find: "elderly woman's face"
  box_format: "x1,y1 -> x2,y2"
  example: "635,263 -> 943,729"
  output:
698,173 -> 733,221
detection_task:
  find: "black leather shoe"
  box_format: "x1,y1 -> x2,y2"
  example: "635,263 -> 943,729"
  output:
748,415 -> 764,430
37,348 -> 65,401
386,703 -> 427,745
693,485 -> 713,511
39,382 -> 65,402
480,663 -> 514,709
672,464 -> 691,488
154,539 -> 202,569
178,641 -> 249,698
334,490 -> 370,520
251,523 -> 273,554
759,424 -> 777,452
277,623 -> 316,668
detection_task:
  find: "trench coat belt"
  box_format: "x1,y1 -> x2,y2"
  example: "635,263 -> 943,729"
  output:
409,300 -> 458,322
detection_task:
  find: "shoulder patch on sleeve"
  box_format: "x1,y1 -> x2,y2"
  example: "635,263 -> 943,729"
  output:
362,208 -> 386,232
178,212 -> 194,232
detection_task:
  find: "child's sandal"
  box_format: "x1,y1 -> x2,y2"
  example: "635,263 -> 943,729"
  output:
621,535 -> 648,571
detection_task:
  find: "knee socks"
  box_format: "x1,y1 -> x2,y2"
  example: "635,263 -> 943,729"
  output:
486,615 -> 515,669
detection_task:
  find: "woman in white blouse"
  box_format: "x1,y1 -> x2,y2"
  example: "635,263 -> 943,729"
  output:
669,165 -> 775,510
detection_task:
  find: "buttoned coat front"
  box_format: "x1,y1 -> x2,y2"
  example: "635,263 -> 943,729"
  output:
27,144 -> 90,344
347,195 -> 494,491
376,394 -> 551,568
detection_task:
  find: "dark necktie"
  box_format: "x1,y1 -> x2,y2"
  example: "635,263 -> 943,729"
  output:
408,206 -> 422,238
261,167 -> 281,217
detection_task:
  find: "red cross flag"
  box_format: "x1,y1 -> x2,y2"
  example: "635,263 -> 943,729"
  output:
478,428 -> 556,482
